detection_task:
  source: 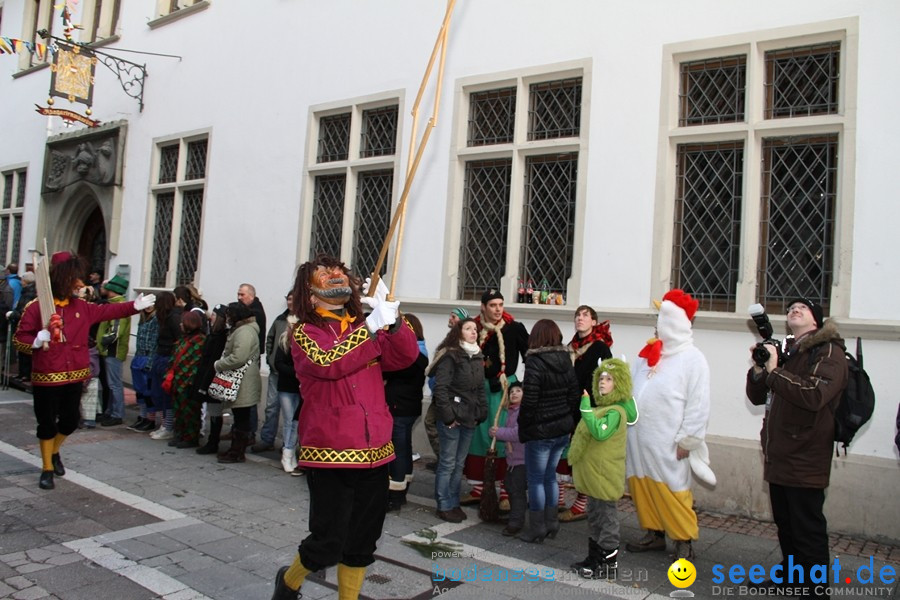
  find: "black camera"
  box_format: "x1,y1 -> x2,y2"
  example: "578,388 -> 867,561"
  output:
749,304 -> 782,367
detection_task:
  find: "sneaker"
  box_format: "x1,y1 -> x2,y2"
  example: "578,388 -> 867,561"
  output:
290,466 -> 306,477
126,418 -> 146,431
135,420 -> 155,432
150,428 -> 174,440
100,417 -> 123,427
83,420 -> 96,429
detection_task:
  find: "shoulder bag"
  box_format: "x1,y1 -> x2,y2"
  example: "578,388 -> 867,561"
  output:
207,360 -> 252,403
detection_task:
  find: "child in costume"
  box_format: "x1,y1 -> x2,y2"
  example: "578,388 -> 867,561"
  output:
567,358 -> 638,579
489,381 -> 526,536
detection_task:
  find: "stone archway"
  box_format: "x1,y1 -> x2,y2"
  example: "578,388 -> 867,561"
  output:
78,204 -> 107,275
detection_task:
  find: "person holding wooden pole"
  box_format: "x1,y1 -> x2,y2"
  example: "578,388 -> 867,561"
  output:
14,251 -> 155,490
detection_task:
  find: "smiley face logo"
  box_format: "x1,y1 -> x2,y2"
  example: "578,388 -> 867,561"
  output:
667,558 -> 696,588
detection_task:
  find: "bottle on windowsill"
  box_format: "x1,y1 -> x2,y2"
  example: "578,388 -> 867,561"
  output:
526,279 -> 534,304
517,279 -> 526,303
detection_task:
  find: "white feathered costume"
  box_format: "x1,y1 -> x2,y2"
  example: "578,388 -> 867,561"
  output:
625,290 -> 713,542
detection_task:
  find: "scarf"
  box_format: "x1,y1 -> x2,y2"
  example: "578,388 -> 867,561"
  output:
315,307 -> 356,334
460,341 -> 480,357
568,320 -> 614,363
476,312 -> 515,375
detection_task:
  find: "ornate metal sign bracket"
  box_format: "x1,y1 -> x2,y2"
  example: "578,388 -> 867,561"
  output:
38,29 -> 181,112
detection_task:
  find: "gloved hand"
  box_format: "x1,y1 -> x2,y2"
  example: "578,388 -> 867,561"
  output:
134,293 -> 157,310
32,329 -> 51,348
5,311 -> 12,319
361,296 -> 399,333
362,276 -> 389,303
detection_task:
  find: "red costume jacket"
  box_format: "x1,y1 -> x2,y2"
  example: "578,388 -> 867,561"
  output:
14,298 -> 139,386
291,316 -> 418,469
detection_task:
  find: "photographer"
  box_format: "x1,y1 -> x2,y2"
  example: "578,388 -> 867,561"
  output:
745,298 -> 848,597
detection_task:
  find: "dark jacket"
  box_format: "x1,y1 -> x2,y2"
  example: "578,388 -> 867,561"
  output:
571,340 -> 611,407
274,340 -> 300,395
385,352 -> 428,418
746,320 -> 848,488
432,347 -> 487,428
477,317 -> 529,391
155,307 -> 184,357
266,309 -> 290,370
190,328 -> 228,404
247,297 -> 266,353
518,346 -> 580,443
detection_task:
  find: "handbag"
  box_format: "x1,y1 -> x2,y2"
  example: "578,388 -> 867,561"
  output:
207,360 -> 252,403
101,318 -> 120,352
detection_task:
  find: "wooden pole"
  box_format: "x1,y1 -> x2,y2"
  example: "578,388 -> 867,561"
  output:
369,0 -> 456,299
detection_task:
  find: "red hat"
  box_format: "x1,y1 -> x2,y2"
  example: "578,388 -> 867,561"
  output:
662,289 -> 699,321
51,251 -> 73,265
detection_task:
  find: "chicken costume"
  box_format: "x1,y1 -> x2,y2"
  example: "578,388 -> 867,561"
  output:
625,290 -> 713,552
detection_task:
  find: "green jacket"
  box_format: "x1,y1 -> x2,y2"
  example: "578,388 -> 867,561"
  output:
96,295 -> 131,361
568,395 -> 637,501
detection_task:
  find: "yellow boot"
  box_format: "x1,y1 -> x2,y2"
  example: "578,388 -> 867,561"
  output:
337,564 -> 366,600
38,439 -> 55,489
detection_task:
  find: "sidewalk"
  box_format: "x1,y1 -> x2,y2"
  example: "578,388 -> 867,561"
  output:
0,386 -> 897,600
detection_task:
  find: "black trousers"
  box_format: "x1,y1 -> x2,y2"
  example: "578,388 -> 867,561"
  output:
299,464 -> 389,571
769,483 -> 830,577
33,382 -> 82,440
231,406 -> 252,432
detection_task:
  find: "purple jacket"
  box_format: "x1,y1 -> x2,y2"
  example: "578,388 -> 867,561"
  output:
493,403 -> 524,467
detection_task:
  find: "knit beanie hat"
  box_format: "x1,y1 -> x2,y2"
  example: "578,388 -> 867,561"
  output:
104,275 -> 129,295
481,288 -> 503,305
787,297 -> 824,328
451,307 -> 469,320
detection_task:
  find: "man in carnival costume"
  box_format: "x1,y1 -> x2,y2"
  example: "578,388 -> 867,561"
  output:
460,289 -> 529,507
624,289 -> 714,560
14,252 -> 155,490
270,254 -> 418,600
559,305 -> 614,522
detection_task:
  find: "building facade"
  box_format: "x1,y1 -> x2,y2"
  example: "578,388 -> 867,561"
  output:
1,0 -> 898,539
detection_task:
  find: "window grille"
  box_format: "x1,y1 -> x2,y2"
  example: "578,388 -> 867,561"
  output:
11,216 -> 21,266
672,142 -> 744,312
0,216 -> 7,265
765,43 -> 840,119
150,193 -> 174,287
352,170 -> 393,278
2,174 -> 11,210
519,154 -> 578,296
679,55 -> 746,126
158,145 -> 179,184
317,113 -> 351,163
468,87 -> 516,146
758,135 -> 837,313
458,159 -> 512,300
360,106 -> 398,158
15,172 -> 25,208
185,139 -> 208,180
176,189 -> 203,285
309,175 -> 346,260
528,78 -> 582,141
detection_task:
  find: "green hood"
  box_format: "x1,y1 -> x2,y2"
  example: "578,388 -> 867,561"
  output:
591,358 -> 632,406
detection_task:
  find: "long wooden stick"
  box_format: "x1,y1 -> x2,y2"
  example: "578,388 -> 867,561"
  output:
369,0 -> 456,299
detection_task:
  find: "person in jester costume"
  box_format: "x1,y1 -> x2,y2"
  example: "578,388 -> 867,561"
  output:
270,254 -> 418,600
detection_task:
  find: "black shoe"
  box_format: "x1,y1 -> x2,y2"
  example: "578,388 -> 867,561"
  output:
51,453 -> 65,476
135,419 -> 156,432
425,461 -> 437,472
176,439 -> 200,449
127,417 -> 149,431
39,470 -> 55,490
100,417 -> 123,427
270,565 -> 302,600
436,509 -> 463,523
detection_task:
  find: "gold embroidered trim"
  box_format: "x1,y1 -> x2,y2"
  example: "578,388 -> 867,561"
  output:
294,323 -> 371,366
298,441 -> 395,465
31,368 -> 91,384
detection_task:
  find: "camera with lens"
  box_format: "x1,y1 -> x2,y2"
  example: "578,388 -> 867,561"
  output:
749,304 -> 783,368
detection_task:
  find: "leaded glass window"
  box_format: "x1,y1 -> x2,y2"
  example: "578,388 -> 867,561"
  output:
2,174 -> 11,209
185,139 -> 207,180
680,56 -> 746,126
150,192 -> 174,287
309,174 -> 346,260
176,189 -> 203,285
468,87 -> 516,146
0,170 -> 24,266
317,113 -> 351,163
528,78 -> 582,141
360,106 -> 398,158
672,142 -> 744,312
458,160 -> 512,300
11,216 -> 21,267
15,173 -> 25,207
159,145 -> 179,183
352,170 -> 393,278
765,43 -> 840,119
0,217 -> 8,265
519,154 -> 578,296
758,135 -> 837,312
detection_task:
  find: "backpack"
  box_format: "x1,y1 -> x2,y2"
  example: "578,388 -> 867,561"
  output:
0,278 -> 13,313
833,337 -> 875,455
